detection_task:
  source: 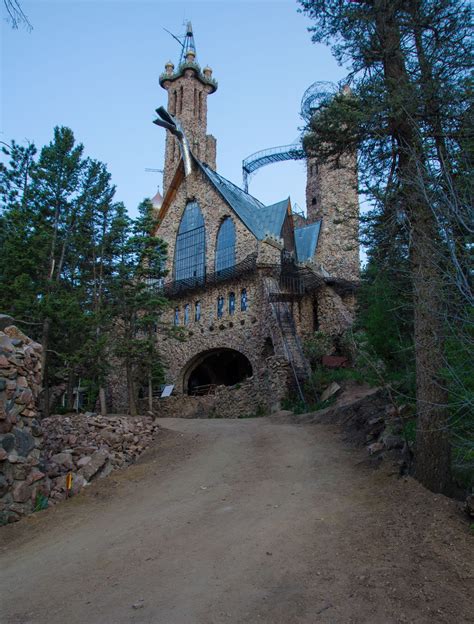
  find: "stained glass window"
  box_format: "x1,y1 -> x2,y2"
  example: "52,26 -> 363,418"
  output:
195,301 -> 201,322
215,217 -> 236,274
229,292 -> 235,315
241,288 -> 248,311
175,201 -> 206,284
184,303 -> 190,325
217,296 -> 224,319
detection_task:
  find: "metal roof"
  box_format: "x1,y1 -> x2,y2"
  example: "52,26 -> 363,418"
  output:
199,163 -> 289,240
294,221 -> 321,262
257,199 -> 289,238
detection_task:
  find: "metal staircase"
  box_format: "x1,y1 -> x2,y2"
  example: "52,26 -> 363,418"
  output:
263,277 -> 311,404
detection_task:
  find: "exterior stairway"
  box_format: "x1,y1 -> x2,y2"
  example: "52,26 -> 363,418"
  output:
263,276 -> 312,403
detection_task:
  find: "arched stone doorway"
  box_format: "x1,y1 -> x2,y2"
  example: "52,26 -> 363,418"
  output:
183,348 -> 253,395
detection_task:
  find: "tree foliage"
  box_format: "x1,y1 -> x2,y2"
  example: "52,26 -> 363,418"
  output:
0,127 -> 168,416
299,0 -> 473,493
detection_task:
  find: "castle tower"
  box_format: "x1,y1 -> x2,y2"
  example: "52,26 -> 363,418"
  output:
159,22 -> 218,193
305,152 -> 359,282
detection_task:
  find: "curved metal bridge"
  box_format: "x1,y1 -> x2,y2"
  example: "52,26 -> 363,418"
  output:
242,143 -> 305,192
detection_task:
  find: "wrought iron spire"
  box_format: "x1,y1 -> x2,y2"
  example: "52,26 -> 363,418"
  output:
180,21 -> 197,64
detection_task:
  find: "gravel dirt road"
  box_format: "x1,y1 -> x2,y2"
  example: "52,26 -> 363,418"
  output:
1,417 -> 472,624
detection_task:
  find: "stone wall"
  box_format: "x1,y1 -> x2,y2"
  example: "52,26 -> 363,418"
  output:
306,154 -> 360,282
0,323 -> 46,525
317,285 -> 354,336
148,355 -> 290,419
157,272 -> 274,391
157,165 -> 259,282
161,64 -> 217,192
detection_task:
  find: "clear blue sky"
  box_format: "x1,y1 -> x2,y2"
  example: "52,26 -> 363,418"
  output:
1,0 -> 347,217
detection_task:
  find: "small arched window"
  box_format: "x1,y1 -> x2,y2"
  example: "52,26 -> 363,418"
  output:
195,301 -> 201,322
174,307 -> 179,326
174,201 -> 206,284
229,292 -> 235,315
241,289 -> 248,311
184,304 -> 190,325
215,217 -> 236,274
217,296 -> 224,319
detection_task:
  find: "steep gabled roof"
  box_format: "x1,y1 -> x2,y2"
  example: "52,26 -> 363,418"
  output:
257,199 -> 290,239
294,221 -> 321,262
198,162 -> 289,240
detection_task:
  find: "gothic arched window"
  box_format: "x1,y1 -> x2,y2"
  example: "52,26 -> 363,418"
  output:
217,296 -> 224,319
229,292 -> 235,315
174,201 -> 206,285
241,289 -> 248,311
215,217 -> 236,275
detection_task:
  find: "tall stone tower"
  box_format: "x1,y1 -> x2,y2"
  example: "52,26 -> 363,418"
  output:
159,22 -> 218,193
305,145 -> 359,282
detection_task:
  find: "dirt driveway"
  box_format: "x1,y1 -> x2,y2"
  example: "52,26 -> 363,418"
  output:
1,417 -> 472,624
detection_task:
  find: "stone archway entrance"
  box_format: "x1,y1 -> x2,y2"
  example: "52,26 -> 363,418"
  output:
183,348 -> 253,395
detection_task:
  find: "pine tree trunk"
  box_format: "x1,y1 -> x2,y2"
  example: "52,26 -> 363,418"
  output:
126,359 -> 137,417
40,317 -> 51,418
99,387 -> 107,416
410,205 -> 451,493
373,0 -> 452,493
66,373 -> 75,410
148,372 -> 153,414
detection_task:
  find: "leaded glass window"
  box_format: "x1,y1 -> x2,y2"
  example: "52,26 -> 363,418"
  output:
195,301 -> 201,322
241,288 -> 248,311
184,303 -> 190,325
217,296 -> 224,319
215,217 -> 236,275
229,292 -> 235,315
174,201 -> 206,285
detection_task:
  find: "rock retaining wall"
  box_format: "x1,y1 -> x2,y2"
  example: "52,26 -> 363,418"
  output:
0,324 -> 45,525
41,413 -> 160,504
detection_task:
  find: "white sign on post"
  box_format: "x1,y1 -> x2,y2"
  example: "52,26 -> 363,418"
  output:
160,385 -> 174,398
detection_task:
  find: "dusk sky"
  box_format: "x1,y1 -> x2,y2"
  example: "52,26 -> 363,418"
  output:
1,1 -> 347,216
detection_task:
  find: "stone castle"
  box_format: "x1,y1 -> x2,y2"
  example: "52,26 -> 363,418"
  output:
113,23 -> 359,417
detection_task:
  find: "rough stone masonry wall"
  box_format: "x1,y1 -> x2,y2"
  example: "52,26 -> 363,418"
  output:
306,154 -> 360,282
0,323 -> 46,525
148,355 -> 290,419
157,165 -> 259,281
157,273 -> 271,391
162,70 -> 216,193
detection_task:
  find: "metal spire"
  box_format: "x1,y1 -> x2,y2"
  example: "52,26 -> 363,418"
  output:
180,21 -> 197,63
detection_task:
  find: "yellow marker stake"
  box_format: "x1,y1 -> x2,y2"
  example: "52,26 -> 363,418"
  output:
66,472 -> 73,496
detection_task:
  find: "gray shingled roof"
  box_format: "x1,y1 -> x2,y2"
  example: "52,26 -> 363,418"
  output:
294,221 -> 321,262
199,162 -> 289,240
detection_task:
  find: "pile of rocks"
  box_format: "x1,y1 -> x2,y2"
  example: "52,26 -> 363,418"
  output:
42,412 -> 160,503
0,320 -> 45,525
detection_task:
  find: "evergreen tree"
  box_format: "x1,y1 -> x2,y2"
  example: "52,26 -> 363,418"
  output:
299,0 -> 472,493
111,199 -> 167,416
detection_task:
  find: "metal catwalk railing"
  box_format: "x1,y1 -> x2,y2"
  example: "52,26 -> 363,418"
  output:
242,143 -> 305,192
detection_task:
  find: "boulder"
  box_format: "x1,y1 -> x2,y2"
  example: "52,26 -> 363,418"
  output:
51,452 -> 75,471
13,427 -> 35,456
79,450 -> 109,482
12,481 -> 31,503
321,382 -> 341,403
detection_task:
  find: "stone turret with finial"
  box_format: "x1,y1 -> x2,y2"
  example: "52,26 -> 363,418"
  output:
158,21 -> 218,193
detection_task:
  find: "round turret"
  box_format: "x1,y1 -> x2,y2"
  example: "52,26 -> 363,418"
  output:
203,66 -> 213,78
164,61 -> 174,76
185,49 -> 196,63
